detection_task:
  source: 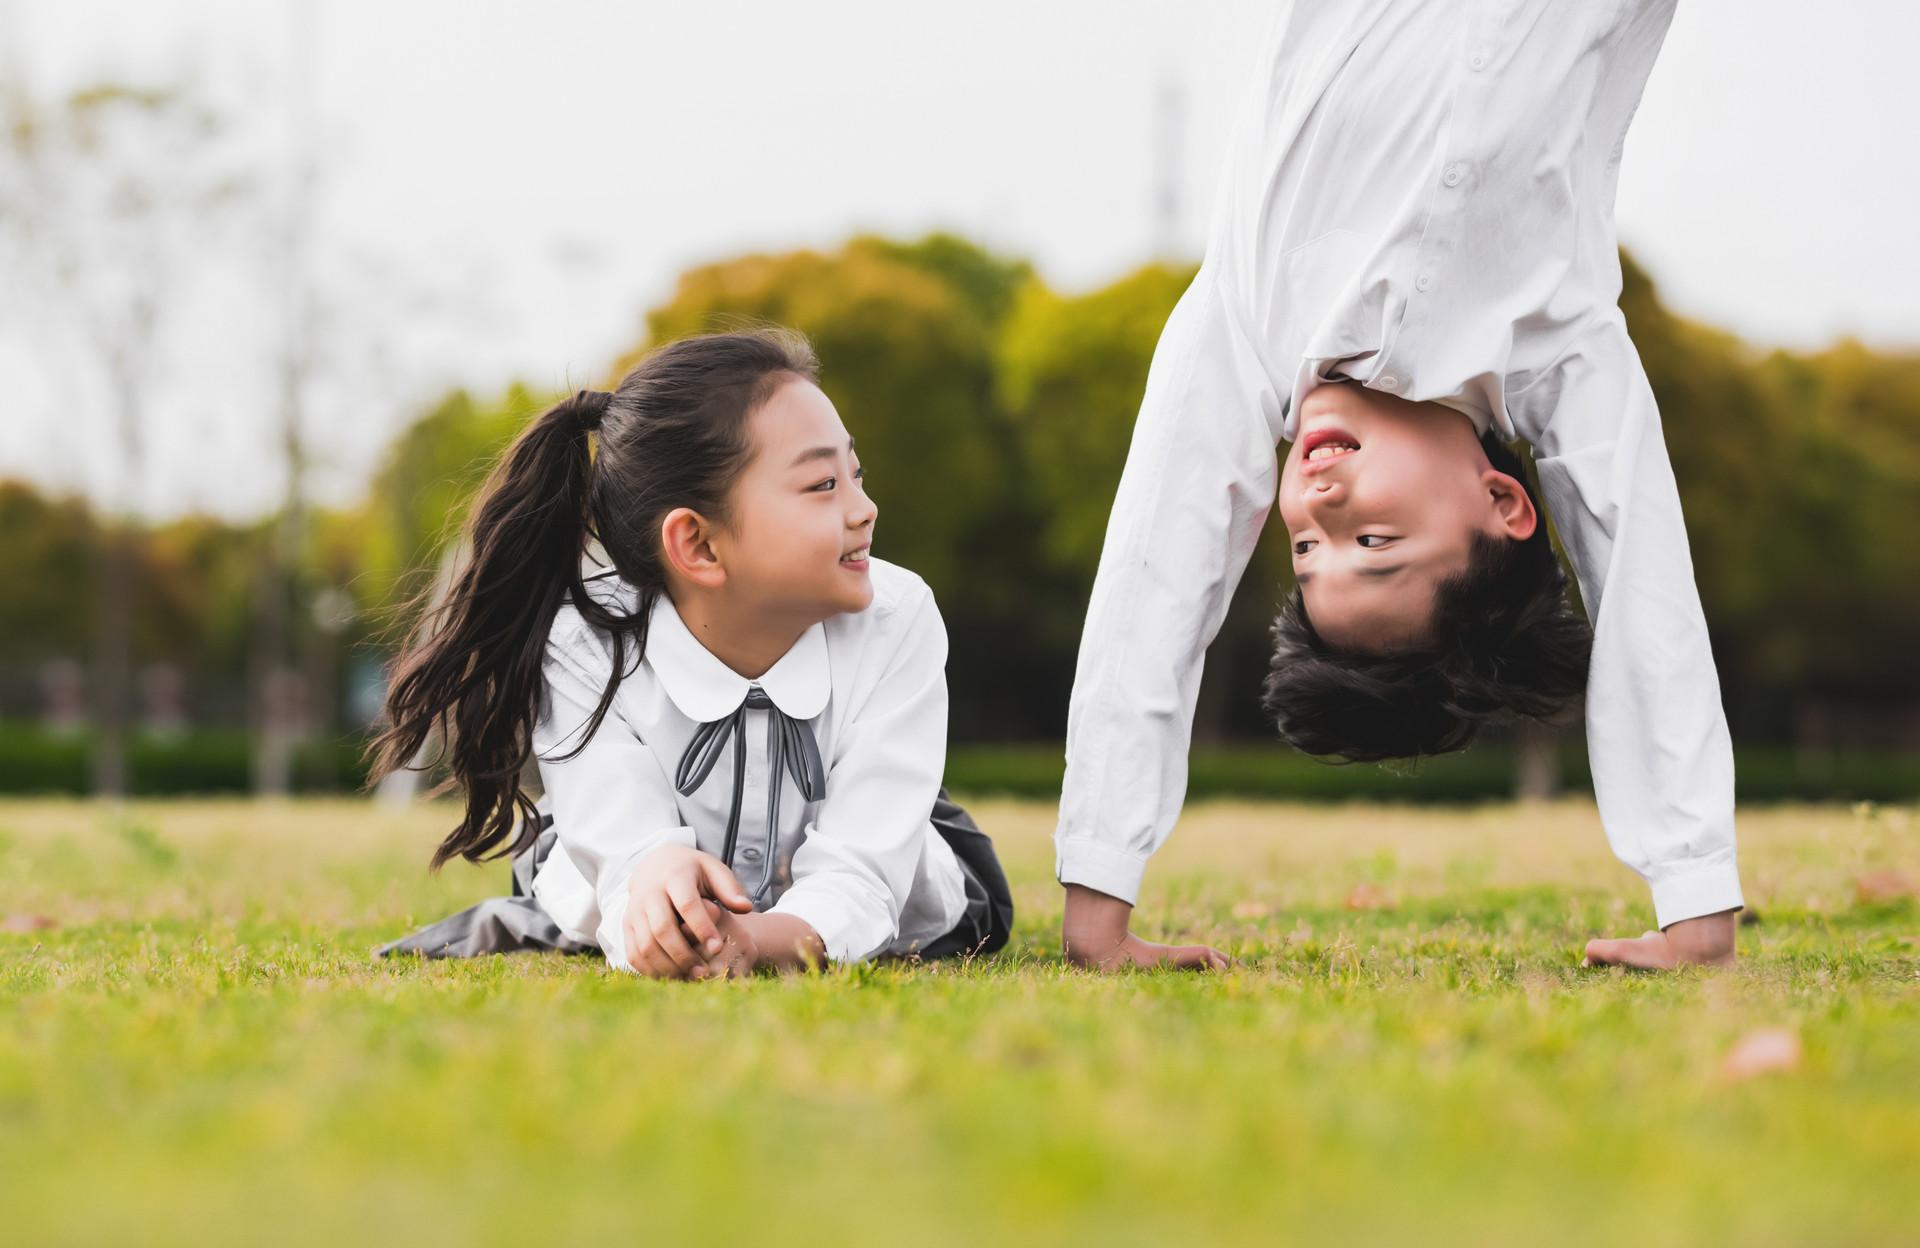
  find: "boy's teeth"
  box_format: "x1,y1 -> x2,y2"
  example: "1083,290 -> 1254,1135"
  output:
1306,442 -> 1358,461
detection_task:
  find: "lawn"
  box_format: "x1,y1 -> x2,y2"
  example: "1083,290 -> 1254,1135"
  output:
2,796 -> 1916,1247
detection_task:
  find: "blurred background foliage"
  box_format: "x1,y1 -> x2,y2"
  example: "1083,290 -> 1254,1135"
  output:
2,232 -> 1917,796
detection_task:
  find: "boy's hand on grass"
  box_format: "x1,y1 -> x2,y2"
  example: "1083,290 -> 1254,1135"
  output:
623,845 -> 755,979
1583,909 -> 1739,970
1062,883 -> 1231,972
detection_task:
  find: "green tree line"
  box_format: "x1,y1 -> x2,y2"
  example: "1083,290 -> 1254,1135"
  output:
2,233 -> 1916,750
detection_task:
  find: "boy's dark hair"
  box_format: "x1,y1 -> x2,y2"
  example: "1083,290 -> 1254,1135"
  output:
367,327 -> 819,869
1261,434 -> 1593,762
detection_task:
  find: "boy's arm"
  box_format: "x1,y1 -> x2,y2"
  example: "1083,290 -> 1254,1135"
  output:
1511,310 -> 1745,958
1055,260 -> 1281,969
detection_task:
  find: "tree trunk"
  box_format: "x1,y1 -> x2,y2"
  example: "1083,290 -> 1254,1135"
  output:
1513,722 -> 1560,802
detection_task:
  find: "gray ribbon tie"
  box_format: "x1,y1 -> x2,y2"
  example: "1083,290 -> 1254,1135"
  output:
673,686 -> 827,901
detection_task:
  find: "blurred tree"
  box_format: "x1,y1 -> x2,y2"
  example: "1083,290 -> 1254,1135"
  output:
1621,250 -> 1920,741
0,79 -> 251,792
10,230 -> 1906,762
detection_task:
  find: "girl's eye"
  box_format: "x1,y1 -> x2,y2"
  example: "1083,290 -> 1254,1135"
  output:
1292,539 -> 1316,555
1357,534 -> 1396,548
811,478 -> 835,492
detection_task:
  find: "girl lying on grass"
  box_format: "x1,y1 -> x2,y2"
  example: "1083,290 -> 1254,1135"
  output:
368,328 -> 1013,978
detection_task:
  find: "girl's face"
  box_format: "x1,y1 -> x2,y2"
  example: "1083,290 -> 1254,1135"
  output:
710,378 -> 878,622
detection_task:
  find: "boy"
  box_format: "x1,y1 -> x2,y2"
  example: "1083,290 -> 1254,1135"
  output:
1056,0 -> 1744,971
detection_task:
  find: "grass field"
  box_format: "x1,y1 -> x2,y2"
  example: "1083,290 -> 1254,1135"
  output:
3,796 -> 1917,1247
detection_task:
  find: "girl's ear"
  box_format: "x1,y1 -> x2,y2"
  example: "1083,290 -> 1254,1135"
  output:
660,507 -> 727,589
1482,468 -> 1539,541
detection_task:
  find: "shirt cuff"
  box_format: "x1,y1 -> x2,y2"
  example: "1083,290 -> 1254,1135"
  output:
1055,836 -> 1151,907
595,887 -> 637,975
1647,852 -> 1746,930
769,886 -> 888,965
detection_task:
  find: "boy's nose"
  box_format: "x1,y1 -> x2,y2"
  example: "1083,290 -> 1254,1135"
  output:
1306,480 -> 1346,509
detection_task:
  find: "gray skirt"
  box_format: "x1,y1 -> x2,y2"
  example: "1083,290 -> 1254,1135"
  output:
377,787 -> 1013,965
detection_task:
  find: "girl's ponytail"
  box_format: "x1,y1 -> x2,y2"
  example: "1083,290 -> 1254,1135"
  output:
368,388 -> 612,869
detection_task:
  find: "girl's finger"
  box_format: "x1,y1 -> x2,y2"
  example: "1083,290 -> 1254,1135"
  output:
669,880 -> 725,956
697,857 -> 756,913
643,897 -> 702,975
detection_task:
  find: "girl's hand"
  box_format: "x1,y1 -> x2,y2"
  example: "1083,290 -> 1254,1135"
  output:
693,901 -> 827,979
623,845 -> 755,979
696,901 -> 763,979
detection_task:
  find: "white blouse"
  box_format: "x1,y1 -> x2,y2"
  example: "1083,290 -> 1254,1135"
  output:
527,556 -> 969,970
1057,0 -> 1745,929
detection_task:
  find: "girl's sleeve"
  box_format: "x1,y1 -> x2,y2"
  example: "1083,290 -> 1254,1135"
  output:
532,607 -> 696,972
1512,311 -> 1745,929
769,585 -> 949,963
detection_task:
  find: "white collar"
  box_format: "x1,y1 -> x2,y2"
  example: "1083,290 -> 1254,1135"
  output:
644,590 -> 831,724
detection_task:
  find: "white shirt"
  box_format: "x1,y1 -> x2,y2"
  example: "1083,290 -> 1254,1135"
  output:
529,556 -> 970,969
1056,0 -> 1745,929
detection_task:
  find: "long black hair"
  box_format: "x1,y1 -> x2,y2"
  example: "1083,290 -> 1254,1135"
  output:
366,328 -> 820,868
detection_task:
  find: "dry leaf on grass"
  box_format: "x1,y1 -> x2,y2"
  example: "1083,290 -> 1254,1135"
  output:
1717,1027 -> 1803,1082
2,913 -> 58,933
1855,870 -> 1918,904
1345,883 -> 1395,911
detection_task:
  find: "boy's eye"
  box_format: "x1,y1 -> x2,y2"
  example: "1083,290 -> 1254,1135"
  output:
811,478 -> 835,492
1292,539 -> 1316,555
1356,534 -> 1396,548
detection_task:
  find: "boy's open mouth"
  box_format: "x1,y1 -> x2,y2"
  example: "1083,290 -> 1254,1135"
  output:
1298,426 -> 1361,468
840,544 -> 871,566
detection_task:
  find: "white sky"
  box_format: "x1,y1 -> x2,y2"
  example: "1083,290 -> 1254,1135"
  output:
2,0 -> 1916,520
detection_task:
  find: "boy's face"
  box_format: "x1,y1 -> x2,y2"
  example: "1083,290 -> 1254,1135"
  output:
1277,381 -> 1537,653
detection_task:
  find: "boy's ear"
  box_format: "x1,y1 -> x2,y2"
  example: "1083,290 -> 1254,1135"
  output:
660,507 -> 727,589
1482,468 -> 1539,541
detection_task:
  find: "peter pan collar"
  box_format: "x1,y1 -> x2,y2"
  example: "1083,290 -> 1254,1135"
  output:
644,590 -> 831,723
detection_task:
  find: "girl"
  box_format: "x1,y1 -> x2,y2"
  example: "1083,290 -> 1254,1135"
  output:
369,328 -> 1014,978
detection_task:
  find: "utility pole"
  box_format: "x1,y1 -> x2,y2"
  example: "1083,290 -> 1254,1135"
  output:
253,0 -> 316,794
1152,76 -> 1185,261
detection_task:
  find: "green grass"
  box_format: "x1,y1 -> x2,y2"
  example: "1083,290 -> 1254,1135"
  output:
2,797 -> 1916,1247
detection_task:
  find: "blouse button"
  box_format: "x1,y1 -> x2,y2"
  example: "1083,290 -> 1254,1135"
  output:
1415,273 -> 1433,293
1442,163 -> 1466,188
1469,50 -> 1488,71
740,846 -> 763,863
